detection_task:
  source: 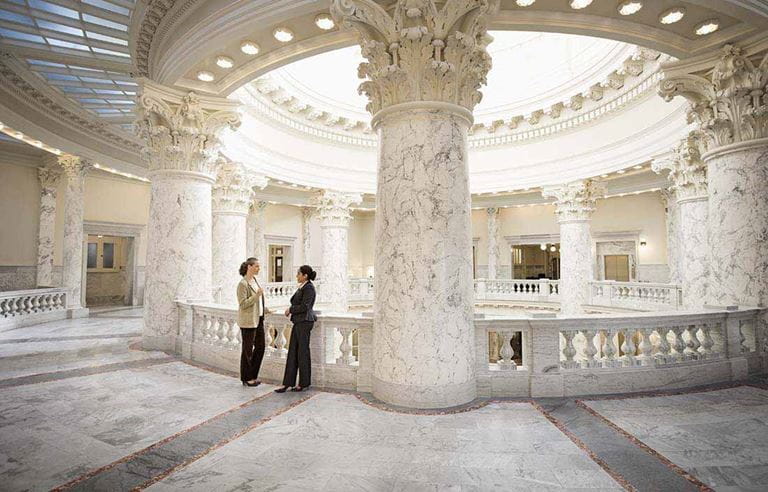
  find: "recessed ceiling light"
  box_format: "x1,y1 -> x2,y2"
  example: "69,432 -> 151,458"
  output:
273,27 -> 294,42
516,0 -> 536,6
197,71 -> 214,82
601,174 -> 609,178
216,56 -> 234,69
659,7 -> 685,24
618,1 -> 642,16
240,41 -> 260,55
617,169 -> 626,174
695,19 -> 719,36
314,13 -> 335,30
569,0 -> 593,9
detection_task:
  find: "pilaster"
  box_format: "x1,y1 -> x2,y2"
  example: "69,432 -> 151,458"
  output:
36,163 -> 61,287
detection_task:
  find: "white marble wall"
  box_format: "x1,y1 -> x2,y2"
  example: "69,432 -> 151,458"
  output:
678,197 -> 708,308
486,208 -> 500,279
560,221 -> 593,315
373,108 -> 476,408
36,166 -> 60,287
59,157 -> 89,311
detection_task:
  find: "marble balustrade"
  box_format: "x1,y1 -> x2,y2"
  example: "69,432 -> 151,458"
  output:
589,280 -> 683,311
0,287 -> 69,329
475,279 -> 560,303
175,300 -> 763,398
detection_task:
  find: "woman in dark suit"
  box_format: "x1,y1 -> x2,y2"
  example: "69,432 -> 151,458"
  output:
275,265 -> 317,393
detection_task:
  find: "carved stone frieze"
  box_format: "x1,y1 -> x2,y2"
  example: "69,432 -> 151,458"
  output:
652,132 -> 708,201
132,0 -> 180,78
330,0 -> 499,114
212,160 -> 256,215
315,190 -> 362,228
659,44 -> 768,150
542,179 -> 605,222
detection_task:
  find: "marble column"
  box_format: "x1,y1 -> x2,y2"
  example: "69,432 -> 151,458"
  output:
486,207 -> 500,279
136,83 -> 240,350
660,188 -> 682,285
36,164 -> 61,287
661,44 -> 768,351
58,155 -> 91,314
247,199 -> 267,283
212,160 -> 255,305
302,207 -> 313,265
316,191 -> 360,312
543,180 -> 604,316
332,0 -> 497,407
652,133 -> 709,308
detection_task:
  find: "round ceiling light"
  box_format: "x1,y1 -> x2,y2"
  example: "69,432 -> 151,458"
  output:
569,0 -> 593,9
659,7 -> 685,24
315,13 -> 335,30
516,0 -> 536,6
618,1 -> 642,16
240,41 -> 260,55
540,243 -> 547,251
215,56 -> 234,69
695,19 -> 720,36
273,27 -> 294,42
550,246 -> 557,252
196,71 -> 214,82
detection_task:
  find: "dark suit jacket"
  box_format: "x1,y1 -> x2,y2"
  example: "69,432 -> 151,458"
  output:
289,281 -> 317,323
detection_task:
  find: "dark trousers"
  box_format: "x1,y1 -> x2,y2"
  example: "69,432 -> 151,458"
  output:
282,321 -> 313,387
240,317 -> 265,382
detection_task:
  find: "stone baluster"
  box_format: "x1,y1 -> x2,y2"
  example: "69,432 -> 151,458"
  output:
136,82 -> 240,351
660,44 -> 768,349
580,329 -> 599,368
36,163 -> 61,288
561,330 -> 578,369
601,329 -> 617,367
542,180 -> 604,315
486,207 -> 500,279
685,324 -> 702,357
670,326 -> 687,360
656,327 -> 673,363
336,326 -> 356,365
212,160 -> 256,306
637,328 -> 654,365
497,330 -> 516,370
58,155 -> 92,315
202,315 -> 214,344
620,329 -> 637,365
699,323 -> 715,357
332,0 -> 497,408
265,322 -> 275,356
275,323 -> 288,358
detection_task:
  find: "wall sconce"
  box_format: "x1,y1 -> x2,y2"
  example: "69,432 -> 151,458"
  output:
640,241 -> 647,247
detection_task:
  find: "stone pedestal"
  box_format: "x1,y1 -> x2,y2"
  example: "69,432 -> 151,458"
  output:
58,156 -> 91,313
212,161 -> 254,305
36,165 -> 61,287
486,207 -> 500,279
316,191 -> 360,312
543,180 -> 604,316
332,0 -> 497,408
137,83 -> 240,350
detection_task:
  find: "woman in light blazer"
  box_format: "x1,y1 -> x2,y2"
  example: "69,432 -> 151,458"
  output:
275,265 -> 317,393
237,257 -> 267,387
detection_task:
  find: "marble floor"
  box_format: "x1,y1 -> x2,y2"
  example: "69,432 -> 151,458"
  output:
0,308 -> 766,491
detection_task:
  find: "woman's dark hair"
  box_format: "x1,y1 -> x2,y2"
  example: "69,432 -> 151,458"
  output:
298,265 -> 317,281
239,257 -> 258,277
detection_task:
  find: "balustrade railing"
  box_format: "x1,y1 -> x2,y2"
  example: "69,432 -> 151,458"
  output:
474,278 -> 560,302
589,281 -> 683,311
0,287 -> 69,328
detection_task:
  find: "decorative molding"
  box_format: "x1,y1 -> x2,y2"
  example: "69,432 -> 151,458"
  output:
652,132 -> 708,201
37,165 -> 61,192
132,0 -> 182,78
315,190 -> 362,227
542,179 -> 605,223
212,160 -> 256,215
330,0 -> 499,115
57,155 -> 93,178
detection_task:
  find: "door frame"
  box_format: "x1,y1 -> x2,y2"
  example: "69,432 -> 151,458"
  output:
83,221 -> 144,306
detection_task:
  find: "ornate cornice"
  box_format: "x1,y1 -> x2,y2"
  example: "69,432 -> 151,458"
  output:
542,179 -> 605,223
651,132 -> 708,202
132,0 -> 181,78
136,82 -> 241,178
330,0 -> 499,115
212,160 -> 256,215
659,44 -> 768,151
315,190 -> 362,227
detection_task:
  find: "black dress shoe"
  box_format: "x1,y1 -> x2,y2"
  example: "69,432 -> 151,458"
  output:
274,386 -> 290,393
291,386 -> 306,392
242,380 -> 261,387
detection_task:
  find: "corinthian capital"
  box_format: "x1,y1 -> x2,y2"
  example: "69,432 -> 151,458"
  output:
315,190 -> 362,227
659,44 -> 768,150
136,80 -> 241,179
330,0 -> 499,115
37,164 -> 61,192
542,179 -> 605,223
652,132 -> 708,202
212,160 -> 257,215
57,155 -> 92,178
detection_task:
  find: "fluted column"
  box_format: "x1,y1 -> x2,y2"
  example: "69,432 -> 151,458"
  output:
302,206 -> 314,265
247,199 -> 267,282
543,180 -> 604,316
36,164 -> 61,287
212,161 -> 255,305
486,207 -> 500,279
653,133 -> 709,308
332,0 -> 497,407
136,82 -> 240,350
316,191 -> 361,312
58,155 -> 91,313
660,189 -> 682,285
661,44 -> 768,347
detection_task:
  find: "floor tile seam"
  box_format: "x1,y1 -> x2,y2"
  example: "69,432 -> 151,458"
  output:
574,382 -> 747,402
529,401 -> 637,492
0,333 -> 141,344
0,357 -> 177,388
131,393 -> 316,491
49,389 -> 286,491
575,400 -> 715,492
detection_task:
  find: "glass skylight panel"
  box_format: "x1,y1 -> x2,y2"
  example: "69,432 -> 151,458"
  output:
46,37 -> 89,50
59,86 -> 93,93
0,26 -> 45,43
36,19 -> 83,36
42,72 -> 79,81
93,88 -> 123,94
91,46 -> 129,57
86,30 -> 127,45
82,13 -> 127,31
0,8 -> 35,25
27,58 -> 65,67
82,0 -> 129,17
28,0 -> 78,19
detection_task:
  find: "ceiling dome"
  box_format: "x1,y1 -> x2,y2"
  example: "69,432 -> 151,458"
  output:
266,31 -> 634,124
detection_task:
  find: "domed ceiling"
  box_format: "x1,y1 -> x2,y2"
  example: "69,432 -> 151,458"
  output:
264,31 -> 634,124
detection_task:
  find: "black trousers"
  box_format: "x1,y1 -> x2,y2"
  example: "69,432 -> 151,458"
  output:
282,321 -> 313,387
240,317 -> 265,382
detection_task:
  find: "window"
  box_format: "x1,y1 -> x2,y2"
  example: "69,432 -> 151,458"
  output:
86,235 -> 121,272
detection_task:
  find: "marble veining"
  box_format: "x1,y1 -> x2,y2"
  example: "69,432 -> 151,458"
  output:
36,167 -> 60,288
59,156 -> 90,310
678,197 -> 709,308
486,208 -> 500,280
559,222 -> 593,315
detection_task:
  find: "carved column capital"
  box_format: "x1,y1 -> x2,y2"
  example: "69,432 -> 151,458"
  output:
37,165 -> 61,194
542,179 -> 605,223
57,155 -> 92,178
652,132 -> 708,202
486,206 -> 499,217
659,44 -> 768,150
136,81 -> 241,180
315,190 -> 362,228
212,160 -> 257,215
330,0 -> 499,115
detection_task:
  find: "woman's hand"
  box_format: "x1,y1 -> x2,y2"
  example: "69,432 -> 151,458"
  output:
284,307 -> 290,317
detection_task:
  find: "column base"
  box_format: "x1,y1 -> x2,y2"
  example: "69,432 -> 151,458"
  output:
371,376 -> 476,409
66,307 -> 90,319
